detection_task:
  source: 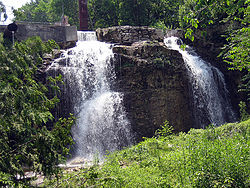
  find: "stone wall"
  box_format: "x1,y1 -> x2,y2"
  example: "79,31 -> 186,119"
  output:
96,26 -> 164,45
15,23 -> 77,42
0,23 -> 78,48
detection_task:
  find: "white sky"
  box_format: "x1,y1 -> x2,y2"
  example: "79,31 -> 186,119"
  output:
1,0 -> 31,24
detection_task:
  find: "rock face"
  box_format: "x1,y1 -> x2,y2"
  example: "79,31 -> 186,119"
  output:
96,26 -> 195,141
96,26 -> 164,45
113,41 -> 195,140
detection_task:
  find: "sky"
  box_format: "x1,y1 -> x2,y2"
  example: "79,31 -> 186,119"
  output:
1,0 -> 31,24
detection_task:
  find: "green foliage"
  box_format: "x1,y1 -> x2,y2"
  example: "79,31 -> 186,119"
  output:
88,0 -> 118,29
154,120 -> 173,139
88,0 -> 182,29
239,101 -> 250,121
222,26 -> 250,71
179,0 -> 247,30
0,1 -> 7,22
0,36 -> 74,186
150,20 -> 167,32
44,119 -> 250,187
239,72 -> 250,102
50,0 -> 79,26
179,0 -> 249,72
14,0 -> 51,23
179,0 -> 249,106
13,0 -> 182,30
219,0 -> 249,71
13,0 -> 79,26
0,172 -> 15,187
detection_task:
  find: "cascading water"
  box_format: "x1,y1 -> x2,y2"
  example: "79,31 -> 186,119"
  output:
50,31 -> 132,161
164,37 -> 236,127
77,31 -> 97,41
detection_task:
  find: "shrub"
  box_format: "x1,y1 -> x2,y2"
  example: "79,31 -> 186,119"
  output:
0,36 -> 75,186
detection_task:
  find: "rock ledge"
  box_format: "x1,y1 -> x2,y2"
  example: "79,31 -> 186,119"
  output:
96,26 -> 164,45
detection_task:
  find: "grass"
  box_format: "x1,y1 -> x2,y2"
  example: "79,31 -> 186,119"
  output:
44,119 -> 250,187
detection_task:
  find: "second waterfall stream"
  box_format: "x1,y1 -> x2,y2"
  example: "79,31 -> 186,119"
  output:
164,37 -> 236,127
53,32 -> 133,162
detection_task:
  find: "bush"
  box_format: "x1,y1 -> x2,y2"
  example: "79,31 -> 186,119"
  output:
0,36 -> 75,186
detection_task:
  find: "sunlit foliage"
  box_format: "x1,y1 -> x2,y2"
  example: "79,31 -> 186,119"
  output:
0,36 -> 74,186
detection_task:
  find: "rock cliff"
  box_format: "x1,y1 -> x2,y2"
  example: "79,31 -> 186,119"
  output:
41,26 -> 239,142
96,26 -> 164,45
97,26 -> 195,141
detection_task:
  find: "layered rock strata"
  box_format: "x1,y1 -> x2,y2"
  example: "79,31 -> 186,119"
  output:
97,26 -> 195,140
96,26 -> 164,45
113,41 -> 195,140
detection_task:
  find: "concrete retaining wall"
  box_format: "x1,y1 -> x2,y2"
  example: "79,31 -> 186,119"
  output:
0,23 -> 77,43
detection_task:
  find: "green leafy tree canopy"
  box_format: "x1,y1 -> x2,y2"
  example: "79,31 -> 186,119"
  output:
0,36 -> 75,186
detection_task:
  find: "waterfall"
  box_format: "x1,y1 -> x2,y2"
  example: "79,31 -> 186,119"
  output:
50,32 -> 132,162
77,31 -> 97,41
164,37 -> 236,127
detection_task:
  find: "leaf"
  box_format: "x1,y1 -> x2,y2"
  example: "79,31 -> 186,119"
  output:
208,20 -> 213,24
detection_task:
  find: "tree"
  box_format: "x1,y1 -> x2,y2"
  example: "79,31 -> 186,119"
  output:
0,1 -> 7,22
179,0 -> 250,110
13,0 -> 183,30
88,0 -> 182,29
50,0 -> 79,26
148,0 -> 182,29
88,0 -> 119,29
179,0 -> 249,70
13,0 -> 79,26
0,36 -> 74,186
13,0 -> 51,23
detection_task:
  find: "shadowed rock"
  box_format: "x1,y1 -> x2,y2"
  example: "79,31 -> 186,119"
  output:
112,40 -> 195,141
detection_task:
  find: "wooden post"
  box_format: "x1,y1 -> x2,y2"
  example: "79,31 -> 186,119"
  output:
79,0 -> 88,31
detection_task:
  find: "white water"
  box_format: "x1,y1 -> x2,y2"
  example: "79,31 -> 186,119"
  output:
51,34 -> 132,161
164,37 -> 235,126
77,31 -> 97,41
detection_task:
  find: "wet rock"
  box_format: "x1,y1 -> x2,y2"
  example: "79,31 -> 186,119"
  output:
53,49 -> 63,59
165,29 -> 185,39
57,41 -> 77,49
